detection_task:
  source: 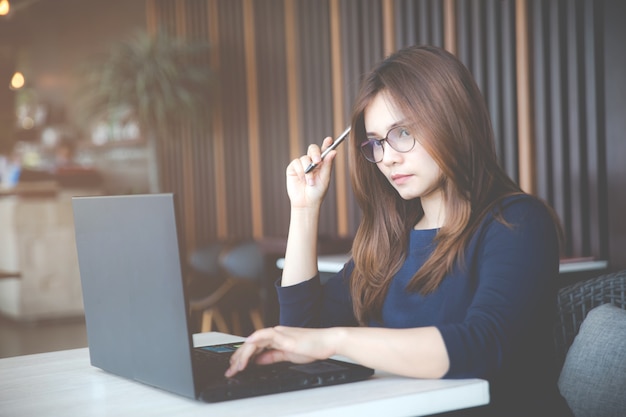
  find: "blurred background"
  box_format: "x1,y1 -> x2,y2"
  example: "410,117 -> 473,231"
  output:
0,0 -> 624,356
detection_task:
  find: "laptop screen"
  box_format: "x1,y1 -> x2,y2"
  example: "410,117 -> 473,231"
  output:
72,193 -> 197,398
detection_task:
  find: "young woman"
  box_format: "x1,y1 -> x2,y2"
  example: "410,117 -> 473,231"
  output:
226,45 -> 572,416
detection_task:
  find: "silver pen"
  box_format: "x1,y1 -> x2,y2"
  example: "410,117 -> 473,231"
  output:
304,126 -> 351,173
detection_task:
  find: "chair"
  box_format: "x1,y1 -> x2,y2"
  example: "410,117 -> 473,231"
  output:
554,270 -> 626,417
187,240 -> 265,336
554,269 -> 626,367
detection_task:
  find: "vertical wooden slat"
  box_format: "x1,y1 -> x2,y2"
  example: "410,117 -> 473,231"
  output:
515,0 -> 534,194
485,0 -> 500,157
382,0 -> 395,56
504,2 -> 518,181
583,0 -> 604,258
418,1 -> 429,44
470,0 -> 485,90
175,0 -> 186,37
284,0 -> 301,161
173,0 -> 195,249
456,0 -> 470,67
207,0 -> 228,239
219,0 -> 252,237
567,0 -> 584,255
255,0 -> 291,238
146,0 -> 157,34
397,0 -> 415,49
329,0 -> 348,236
532,0 -> 550,200
431,0 -> 444,47
549,0 -> 568,250
243,0 -> 263,238
182,132 -> 196,248
444,0 -> 457,54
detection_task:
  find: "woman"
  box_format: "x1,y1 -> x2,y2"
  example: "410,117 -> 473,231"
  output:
226,45 -> 571,416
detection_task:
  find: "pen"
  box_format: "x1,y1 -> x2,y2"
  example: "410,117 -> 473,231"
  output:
304,126 -> 351,173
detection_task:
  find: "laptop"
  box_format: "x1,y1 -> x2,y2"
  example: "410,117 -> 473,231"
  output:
71,193 -> 373,402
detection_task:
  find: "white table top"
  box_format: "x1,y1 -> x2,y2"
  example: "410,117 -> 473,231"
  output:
0,332 -> 489,417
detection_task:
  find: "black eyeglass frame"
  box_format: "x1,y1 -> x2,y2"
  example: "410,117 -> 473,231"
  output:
359,126 -> 417,163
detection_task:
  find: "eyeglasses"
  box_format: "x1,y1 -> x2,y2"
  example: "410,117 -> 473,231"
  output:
359,126 -> 416,163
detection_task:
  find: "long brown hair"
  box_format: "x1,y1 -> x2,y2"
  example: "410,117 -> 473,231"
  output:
348,45 -> 523,324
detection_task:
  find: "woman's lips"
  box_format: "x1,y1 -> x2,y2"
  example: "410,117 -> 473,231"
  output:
390,173 -> 412,185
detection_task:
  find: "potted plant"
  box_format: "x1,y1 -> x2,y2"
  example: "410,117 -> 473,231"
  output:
77,30 -> 214,192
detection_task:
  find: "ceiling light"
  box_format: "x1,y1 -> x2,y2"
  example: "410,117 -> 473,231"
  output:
10,72 -> 25,90
0,0 -> 10,16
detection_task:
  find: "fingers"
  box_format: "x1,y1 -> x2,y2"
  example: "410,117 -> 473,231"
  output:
306,143 -> 322,168
306,136 -> 335,165
291,137 -> 335,173
224,327 -> 315,377
225,328 -> 277,377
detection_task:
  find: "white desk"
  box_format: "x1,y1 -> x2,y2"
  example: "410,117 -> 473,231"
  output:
277,254 -> 609,275
0,332 -> 489,417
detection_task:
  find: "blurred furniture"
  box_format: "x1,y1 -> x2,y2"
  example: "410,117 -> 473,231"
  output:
187,241 -> 265,335
300,255 -> 607,275
554,270 -> 626,417
0,188 -> 99,321
0,271 -> 20,279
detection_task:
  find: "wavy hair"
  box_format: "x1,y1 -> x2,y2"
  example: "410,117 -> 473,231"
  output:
348,45 -> 524,324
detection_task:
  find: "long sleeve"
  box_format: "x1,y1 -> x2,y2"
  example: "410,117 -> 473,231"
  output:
276,262 -> 357,328
274,195 -> 567,415
436,196 -> 560,379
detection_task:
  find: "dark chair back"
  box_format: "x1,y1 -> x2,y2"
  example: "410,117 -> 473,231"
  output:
554,270 -> 626,368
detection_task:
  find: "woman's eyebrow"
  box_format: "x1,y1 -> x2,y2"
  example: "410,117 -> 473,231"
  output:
365,120 -> 409,138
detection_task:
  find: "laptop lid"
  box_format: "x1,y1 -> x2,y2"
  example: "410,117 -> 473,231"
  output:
72,193 -> 197,399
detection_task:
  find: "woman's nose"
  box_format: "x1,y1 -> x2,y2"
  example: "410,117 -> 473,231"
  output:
380,141 -> 402,165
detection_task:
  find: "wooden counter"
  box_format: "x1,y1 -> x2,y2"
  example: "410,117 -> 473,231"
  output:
0,184 -> 101,321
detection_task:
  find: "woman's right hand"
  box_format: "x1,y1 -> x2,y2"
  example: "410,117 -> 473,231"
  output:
286,136 -> 337,210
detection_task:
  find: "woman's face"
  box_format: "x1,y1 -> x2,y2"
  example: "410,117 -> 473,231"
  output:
363,92 -> 443,201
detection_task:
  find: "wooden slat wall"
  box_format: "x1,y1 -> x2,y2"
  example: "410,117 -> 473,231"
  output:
339,0 -> 385,235
530,0 -> 606,258
516,0 -> 533,193
217,0 -> 254,238
146,0 -> 608,263
254,0 -> 291,238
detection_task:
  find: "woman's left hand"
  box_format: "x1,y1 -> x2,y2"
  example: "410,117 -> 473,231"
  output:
224,326 -> 341,377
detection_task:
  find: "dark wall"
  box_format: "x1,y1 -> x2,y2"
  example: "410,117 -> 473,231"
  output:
3,0 -> 625,270
149,0 -> 617,266
604,0 -> 626,270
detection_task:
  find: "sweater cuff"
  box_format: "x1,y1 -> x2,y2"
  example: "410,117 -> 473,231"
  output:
275,275 -> 322,327
437,323 -> 473,378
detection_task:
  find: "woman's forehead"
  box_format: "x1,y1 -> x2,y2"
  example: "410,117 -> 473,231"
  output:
363,92 -> 406,136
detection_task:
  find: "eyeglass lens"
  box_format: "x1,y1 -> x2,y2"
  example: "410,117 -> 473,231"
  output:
359,126 -> 416,163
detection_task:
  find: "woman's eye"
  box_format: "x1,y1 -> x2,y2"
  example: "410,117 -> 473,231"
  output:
399,128 -> 411,137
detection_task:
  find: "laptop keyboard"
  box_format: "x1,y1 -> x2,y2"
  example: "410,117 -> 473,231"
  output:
192,343 -> 371,402
193,345 -> 303,382
192,346 -> 232,374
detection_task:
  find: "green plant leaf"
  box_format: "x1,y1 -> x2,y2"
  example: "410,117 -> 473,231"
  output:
75,30 -> 214,142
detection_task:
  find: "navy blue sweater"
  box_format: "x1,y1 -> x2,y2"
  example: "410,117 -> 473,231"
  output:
276,195 -> 572,416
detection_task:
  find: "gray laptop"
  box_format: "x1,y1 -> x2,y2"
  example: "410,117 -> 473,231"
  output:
72,193 -> 373,402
